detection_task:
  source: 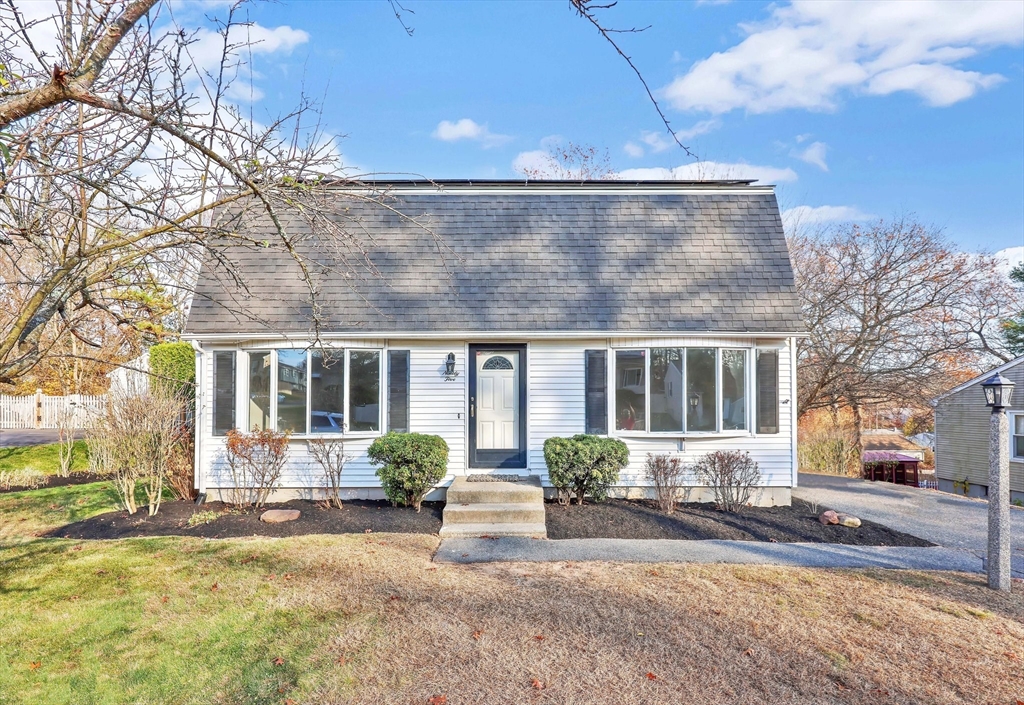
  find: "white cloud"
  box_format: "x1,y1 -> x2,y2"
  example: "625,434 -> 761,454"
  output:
432,119 -> 511,148
617,160 -> 798,183
781,204 -> 873,233
996,246 -> 1024,276
793,141 -> 828,171
512,149 -> 553,176
623,142 -> 645,158
184,23 -> 309,101
662,0 -> 1023,114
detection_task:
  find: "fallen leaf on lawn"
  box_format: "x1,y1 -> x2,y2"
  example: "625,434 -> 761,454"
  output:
210,583 -> 219,592
95,570 -> 107,576
743,649 -> 754,657
29,662 -> 41,671
267,574 -> 276,580
284,699 -> 297,705
531,678 -> 544,690
835,681 -> 849,691
160,596 -> 169,603
645,672 -> 657,680
336,656 -> 347,665
427,696 -> 447,705
273,657 -> 285,666
390,595 -> 400,601
534,635 -> 545,641
648,570 -> 660,576
69,595 -> 79,601
1004,652 -> 1019,661
72,545 -> 82,551
472,630 -> 483,640
283,573 -> 294,580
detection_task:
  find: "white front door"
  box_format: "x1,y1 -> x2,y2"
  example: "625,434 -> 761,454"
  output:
476,351 -> 520,450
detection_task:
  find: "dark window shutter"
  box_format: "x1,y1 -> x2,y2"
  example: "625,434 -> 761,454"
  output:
585,350 -> 608,435
212,351 -> 236,436
756,349 -> 779,434
388,350 -> 410,432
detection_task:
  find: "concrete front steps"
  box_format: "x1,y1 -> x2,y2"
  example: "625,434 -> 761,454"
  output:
439,476 -> 546,538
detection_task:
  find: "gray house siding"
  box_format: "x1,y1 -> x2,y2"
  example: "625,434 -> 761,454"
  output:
935,357 -> 1024,502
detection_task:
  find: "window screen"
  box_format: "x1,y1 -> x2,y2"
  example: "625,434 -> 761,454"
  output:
585,350 -> 608,435
212,351 -> 235,436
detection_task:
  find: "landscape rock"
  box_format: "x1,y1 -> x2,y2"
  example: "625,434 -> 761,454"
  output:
819,510 -> 839,525
260,509 -> 300,523
838,514 -> 862,528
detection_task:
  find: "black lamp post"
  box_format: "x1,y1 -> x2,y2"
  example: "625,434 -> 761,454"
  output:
981,372 -> 1014,592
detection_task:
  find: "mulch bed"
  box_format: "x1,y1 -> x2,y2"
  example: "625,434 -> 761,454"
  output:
46,499 -> 443,540
0,472 -> 105,494
545,498 -> 934,546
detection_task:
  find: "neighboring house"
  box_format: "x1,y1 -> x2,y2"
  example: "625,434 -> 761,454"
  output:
862,429 -> 927,462
182,180 -> 803,505
934,356 -> 1024,503
106,352 -> 149,396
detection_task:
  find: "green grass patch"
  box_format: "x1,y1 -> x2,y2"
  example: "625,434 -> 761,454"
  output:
0,482 -> 119,541
0,537 -> 365,704
0,442 -> 90,476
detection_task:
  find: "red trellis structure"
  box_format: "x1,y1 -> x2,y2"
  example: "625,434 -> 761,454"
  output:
862,451 -> 921,487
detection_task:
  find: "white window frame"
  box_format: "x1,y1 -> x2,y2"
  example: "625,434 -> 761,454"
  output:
234,346 -> 385,440
1010,411 -> 1024,462
610,346 -> 753,438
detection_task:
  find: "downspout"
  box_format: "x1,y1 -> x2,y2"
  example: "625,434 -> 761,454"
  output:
790,336 -> 799,490
190,339 -> 206,498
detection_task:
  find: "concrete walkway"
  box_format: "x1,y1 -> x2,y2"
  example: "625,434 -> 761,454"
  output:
435,474 -> 1024,576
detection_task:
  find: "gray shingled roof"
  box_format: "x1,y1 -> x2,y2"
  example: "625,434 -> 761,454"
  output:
184,183 -> 804,335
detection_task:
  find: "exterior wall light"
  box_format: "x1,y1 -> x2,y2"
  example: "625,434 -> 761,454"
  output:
443,353 -> 458,381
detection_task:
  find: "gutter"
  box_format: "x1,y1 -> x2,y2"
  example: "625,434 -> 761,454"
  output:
189,339 -> 205,496
182,330 -> 810,343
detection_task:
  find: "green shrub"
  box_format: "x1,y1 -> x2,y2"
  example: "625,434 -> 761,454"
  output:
543,434 -> 629,505
149,342 -> 196,403
367,432 -> 448,512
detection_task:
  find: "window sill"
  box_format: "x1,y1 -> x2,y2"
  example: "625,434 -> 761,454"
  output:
612,431 -> 755,440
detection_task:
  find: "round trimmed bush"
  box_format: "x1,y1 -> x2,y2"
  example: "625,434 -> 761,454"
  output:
543,434 -> 629,505
367,432 -> 449,512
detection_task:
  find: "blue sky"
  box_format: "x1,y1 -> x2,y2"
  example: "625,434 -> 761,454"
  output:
187,0 -> 1023,258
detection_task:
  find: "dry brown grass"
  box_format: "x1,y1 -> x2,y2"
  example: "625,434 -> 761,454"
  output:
2,531 -> 1021,704
264,535 -> 1023,705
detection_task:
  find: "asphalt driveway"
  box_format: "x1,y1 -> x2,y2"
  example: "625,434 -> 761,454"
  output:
0,429 -> 85,447
794,472 -> 1024,551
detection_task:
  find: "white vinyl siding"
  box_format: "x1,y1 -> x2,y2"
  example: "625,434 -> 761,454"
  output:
194,335 -> 797,492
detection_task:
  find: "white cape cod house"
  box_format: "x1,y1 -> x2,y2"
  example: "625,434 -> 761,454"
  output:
183,180 -> 804,505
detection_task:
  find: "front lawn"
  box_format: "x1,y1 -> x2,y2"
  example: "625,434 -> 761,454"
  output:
0,442 -> 90,476
0,532 -> 1020,704
0,482 -> 119,541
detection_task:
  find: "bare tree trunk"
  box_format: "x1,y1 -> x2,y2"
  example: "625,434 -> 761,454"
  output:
851,402 -> 865,477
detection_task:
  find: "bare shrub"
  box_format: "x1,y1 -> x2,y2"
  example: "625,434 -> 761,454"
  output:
224,429 -> 290,508
308,438 -> 349,509
55,401 -> 77,477
691,451 -> 762,513
89,389 -> 184,515
798,423 -> 860,477
0,468 -> 46,490
644,453 -> 685,513
166,423 -> 196,501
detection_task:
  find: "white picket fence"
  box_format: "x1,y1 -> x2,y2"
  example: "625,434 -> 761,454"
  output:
0,392 -> 106,429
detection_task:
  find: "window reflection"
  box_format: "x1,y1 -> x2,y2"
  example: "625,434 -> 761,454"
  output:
248,351 -> 271,431
722,350 -> 746,431
686,348 -> 717,432
615,350 -> 646,431
650,348 -> 683,432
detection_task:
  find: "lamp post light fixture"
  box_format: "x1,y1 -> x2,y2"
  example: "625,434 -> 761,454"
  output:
443,353 -> 458,381
981,372 -> 1014,592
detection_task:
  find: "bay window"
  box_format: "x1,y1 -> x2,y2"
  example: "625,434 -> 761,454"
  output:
612,347 -> 761,435
229,348 -> 384,436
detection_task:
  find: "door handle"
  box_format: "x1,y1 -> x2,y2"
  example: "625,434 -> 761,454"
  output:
470,396 -> 475,418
